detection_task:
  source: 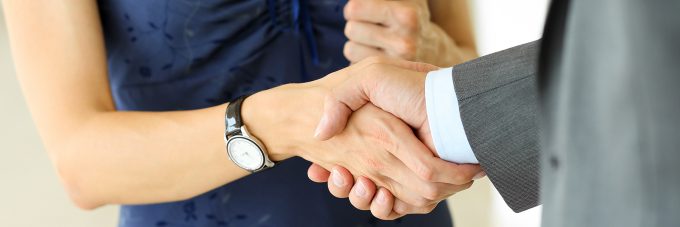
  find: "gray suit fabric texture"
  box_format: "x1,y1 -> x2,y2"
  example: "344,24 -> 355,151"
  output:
448,0 -> 680,226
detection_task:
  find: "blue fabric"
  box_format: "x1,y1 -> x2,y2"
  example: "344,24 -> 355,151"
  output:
98,0 -> 453,226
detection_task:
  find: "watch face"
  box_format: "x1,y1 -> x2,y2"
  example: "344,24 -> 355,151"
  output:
227,137 -> 265,171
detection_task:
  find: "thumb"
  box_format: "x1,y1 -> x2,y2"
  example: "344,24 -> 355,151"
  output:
314,94 -> 355,140
314,66 -> 377,140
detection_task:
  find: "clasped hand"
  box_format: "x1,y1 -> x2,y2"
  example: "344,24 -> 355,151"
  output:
307,58 -> 483,220
247,57 -> 482,220
343,0 -> 457,66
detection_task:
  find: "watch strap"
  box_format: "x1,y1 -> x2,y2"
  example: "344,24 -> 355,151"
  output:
225,96 -> 247,138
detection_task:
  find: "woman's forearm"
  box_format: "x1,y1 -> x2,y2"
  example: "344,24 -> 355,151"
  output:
54,104 -> 237,209
54,85 -> 317,209
1,0 -> 309,208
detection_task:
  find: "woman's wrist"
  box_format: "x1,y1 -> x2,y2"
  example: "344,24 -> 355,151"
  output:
240,84 -> 325,162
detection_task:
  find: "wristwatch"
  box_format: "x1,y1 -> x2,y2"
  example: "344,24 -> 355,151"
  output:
224,96 -> 275,172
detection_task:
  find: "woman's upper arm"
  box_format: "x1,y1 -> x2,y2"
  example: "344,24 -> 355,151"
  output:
2,1 -> 114,144
429,0 -> 477,55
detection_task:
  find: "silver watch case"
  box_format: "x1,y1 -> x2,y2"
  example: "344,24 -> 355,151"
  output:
225,125 -> 275,172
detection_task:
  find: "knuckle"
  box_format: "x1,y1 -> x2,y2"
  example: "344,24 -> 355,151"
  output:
343,42 -> 351,54
416,164 -> 435,182
369,120 -> 399,151
362,157 -> 385,173
394,38 -> 417,60
344,21 -> 355,38
393,5 -> 419,30
368,124 -> 392,148
343,42 -> 356,60
359,65 -> 388,99
343,1 -> 361,19
422,184 -> 441,201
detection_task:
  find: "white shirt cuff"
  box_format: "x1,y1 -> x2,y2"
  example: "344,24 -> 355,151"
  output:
425,67 -> 478,164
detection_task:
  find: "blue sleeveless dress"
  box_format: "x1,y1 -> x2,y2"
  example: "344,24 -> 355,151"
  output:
98,0 -> 453,226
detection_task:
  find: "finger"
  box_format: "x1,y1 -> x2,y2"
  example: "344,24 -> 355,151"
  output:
393,182 -> 474,215
314,94 -> 353,140
370,188 -> 402,220
377,126 -> 475,201
343,41 -> 385,63
388,120 -> 484,184
328,166 -> 355,198
382,119 -> 449,184
378,160 -> 456,205
428,161 -> 484,185
393,198 -> 438,215
393,177 -> 474,205
349,176 -> 377,210
345,21 -> 390,50
344,0 -> 390,25
474,171 -> 487,180
307,163 -> 331,183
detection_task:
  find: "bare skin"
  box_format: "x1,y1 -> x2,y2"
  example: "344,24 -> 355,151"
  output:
310,58 -> 484,219
343,0 -> 477,66
1,0 -> 480,220
312,0 -> 482,219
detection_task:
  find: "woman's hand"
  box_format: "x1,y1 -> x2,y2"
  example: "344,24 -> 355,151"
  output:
343,0 -> 476,66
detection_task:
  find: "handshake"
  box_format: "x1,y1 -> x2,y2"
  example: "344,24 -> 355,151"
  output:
245,57 -> 485,220
309,57 -> 486,220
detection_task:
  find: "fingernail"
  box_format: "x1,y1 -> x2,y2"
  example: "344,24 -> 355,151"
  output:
314,115 -> 328,139
332,169 -> 346,187
376,190 -> 387,205
354,181 -> 367,198
473,171 -> 486,180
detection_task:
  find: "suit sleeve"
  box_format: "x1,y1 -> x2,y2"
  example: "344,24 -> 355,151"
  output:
450,41 -> 541,212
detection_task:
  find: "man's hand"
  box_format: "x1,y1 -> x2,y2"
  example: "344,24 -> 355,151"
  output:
308,57 -> 483,219
343,0 -> 461,66
305,104 -> 475,220
314,57 -> 433,149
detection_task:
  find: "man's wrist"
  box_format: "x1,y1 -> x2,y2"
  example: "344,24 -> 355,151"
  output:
425,67 -> 478,164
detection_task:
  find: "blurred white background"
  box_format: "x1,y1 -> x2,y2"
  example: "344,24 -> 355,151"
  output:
0,1 -> 548,226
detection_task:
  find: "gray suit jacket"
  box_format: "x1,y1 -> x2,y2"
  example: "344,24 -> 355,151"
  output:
448,0 -> 680,226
